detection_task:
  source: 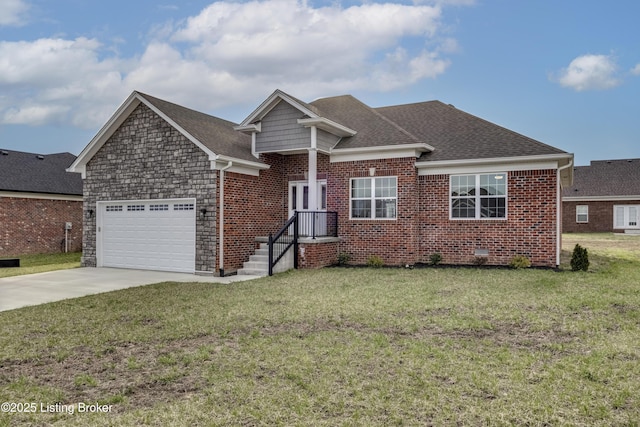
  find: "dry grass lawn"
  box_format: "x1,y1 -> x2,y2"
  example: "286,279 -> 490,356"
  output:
0,234 -> 638,426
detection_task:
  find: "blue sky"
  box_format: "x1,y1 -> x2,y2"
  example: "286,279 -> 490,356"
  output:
0,0 -> 639,166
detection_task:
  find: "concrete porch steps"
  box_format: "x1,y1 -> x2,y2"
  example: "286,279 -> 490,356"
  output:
237,243 -> 270,276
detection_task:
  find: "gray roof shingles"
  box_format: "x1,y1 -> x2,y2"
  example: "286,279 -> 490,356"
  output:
375,101 -> 567,162
310,95 -> 422,149
563,159 -> 640,198
0,149 -> 82,195
138,92 -> 258,163
134,91 -> 568,165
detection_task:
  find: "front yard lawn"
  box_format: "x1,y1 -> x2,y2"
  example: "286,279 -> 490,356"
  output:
0,236 -> 639,425
0,252 -> 81,278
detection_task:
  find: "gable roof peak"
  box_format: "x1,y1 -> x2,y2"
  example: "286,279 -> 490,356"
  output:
238,89 -> 321,127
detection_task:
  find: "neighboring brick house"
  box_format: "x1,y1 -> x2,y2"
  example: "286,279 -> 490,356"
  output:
562,159 -> 640,233
68,90 -> 573,275
0,149 -> 83,255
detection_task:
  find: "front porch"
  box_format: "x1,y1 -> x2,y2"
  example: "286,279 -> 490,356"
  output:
238,211 -> 341,276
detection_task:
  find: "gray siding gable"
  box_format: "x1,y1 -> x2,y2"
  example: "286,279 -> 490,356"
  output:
255,101 -> 310,152
317,129 -> 340,152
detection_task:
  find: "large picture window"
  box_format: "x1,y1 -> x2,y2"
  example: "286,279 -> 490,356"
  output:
351,176 -> 397,219
451,173 -> 507,219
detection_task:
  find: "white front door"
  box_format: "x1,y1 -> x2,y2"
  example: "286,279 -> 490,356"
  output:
288,181 -> 327,236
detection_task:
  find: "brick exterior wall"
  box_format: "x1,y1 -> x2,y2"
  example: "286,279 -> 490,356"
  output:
239,156 -> 561,269
298,240 -> 340,268
419,169 -> 559,267
0,196 -> 83,256
563,200 -> 640,233
328,157 -> 419,266
82,103 -> 217,272
219,154 -> 286,274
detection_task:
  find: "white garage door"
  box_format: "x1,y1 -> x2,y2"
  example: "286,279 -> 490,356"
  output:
98,199 -> 196,273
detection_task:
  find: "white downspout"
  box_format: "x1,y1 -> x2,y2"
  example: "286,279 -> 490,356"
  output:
219,160 -> 233,276
556,158 -> 574,266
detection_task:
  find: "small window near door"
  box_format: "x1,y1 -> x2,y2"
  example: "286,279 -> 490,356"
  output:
576,205 -> 588,223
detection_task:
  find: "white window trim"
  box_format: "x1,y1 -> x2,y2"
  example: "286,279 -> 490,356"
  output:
576,205 -> 589,223
349,176 -> 397,220
449,172 -> 508,220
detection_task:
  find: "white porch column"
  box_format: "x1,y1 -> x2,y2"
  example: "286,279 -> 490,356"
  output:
308,125 -> 318,211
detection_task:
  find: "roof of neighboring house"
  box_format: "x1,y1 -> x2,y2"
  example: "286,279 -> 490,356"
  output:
375,100 -> 567,162
562,159 -> 640,198
0,149 -> 82,195
138,92 -> 257,163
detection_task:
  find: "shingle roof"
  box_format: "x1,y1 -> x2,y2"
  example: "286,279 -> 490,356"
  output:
138,92 -> 258,163
562,159 -> 640,198
375,101 -> 567,162
0,149 -> 82,195
310,95 -> 423,149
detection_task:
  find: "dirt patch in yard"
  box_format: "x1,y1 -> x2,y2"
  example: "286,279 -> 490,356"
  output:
0,318 -> 578,412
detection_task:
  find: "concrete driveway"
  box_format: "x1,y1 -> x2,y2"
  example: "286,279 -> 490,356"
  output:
0,268 -> 260,312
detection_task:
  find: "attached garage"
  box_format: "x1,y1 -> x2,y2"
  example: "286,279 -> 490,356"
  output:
97,199 -> 196,273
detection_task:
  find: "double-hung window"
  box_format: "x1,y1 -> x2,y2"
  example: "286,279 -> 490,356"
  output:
576,205 -> 589,223
351,176 -> 397,219
451,173 -> 507,219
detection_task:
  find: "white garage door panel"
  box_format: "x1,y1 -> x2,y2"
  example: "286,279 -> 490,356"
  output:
99,200 -> 196,273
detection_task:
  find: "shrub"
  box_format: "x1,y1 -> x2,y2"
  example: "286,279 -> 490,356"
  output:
509,255 -> 531,269
429,252 -> 442,265
337,252 -> 351,265
367,255 -> 384,268
473,256 -> 488,266
570,244 -> 589,271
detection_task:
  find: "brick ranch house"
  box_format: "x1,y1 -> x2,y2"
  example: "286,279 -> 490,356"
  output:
68,90 -> 573,275
563,158 -> 640,233
0,149 -> 83,256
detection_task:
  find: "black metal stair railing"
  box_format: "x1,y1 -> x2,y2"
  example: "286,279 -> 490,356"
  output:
268,214 -> 298,276
267,211 -> 338,276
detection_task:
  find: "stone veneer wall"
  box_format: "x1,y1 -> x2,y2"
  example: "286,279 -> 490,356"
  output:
82,103 -> 217,272
0,197 -> 83,255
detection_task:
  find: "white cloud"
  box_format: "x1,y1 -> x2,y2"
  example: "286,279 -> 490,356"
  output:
0,0 -> 29,26
632,64 -> 640,76
0,37 -> 128,126
555,54 -> 620,91
0,0 -> 468,128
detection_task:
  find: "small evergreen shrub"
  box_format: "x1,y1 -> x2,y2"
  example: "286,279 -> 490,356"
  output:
367,255 -> 384,268
570,244 -> 589,271
509,255 -> 531,269
473,256 -> 488,266
337,252 -> 351,265
429,252 -> 442,265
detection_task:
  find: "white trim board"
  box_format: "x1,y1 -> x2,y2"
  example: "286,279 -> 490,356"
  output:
0,191 -> 83,201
